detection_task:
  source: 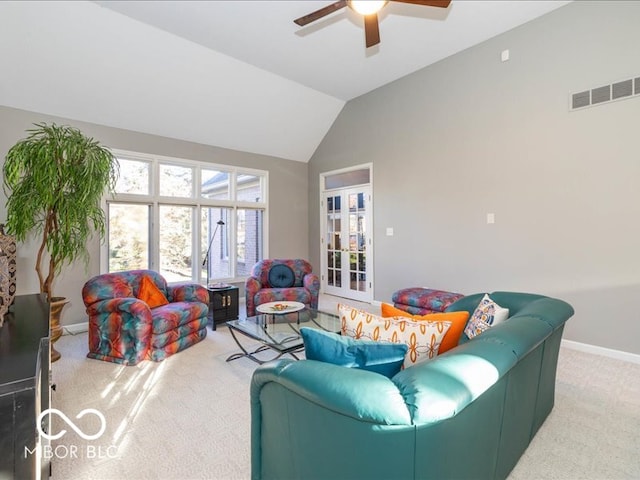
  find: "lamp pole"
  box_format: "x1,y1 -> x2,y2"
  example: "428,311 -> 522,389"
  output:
202,219 -> 225,286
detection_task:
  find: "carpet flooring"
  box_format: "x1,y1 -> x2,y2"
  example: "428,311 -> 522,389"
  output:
49,297 -> 640,480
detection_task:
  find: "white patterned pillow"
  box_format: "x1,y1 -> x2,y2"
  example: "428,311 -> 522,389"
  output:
338,304 -> 451,368
464,294 -> 510,339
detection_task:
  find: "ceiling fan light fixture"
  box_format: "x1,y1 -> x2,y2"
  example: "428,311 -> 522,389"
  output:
349,1 -> 388,16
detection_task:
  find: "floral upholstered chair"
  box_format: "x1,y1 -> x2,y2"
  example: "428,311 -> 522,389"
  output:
245,259 -> 320,317
82,269 -> 209,365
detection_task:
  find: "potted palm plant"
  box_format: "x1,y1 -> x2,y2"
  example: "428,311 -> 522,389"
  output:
3,123 -> 119,361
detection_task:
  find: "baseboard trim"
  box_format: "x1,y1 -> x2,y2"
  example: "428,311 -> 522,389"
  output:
561,339 -> 640,365
63,322 -> 88,335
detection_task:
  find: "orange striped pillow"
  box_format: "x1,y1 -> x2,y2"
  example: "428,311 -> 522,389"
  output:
381,303 -> 469,354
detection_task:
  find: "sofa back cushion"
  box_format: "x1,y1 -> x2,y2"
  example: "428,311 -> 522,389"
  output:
267,264 -> 296,288
251,259 -> 312,287
82,270 -> 168,306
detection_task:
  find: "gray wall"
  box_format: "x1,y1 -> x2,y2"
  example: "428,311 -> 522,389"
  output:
309,1 -> 640,355
0,105 -> 309,326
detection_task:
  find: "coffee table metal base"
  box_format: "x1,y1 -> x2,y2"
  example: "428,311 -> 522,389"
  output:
225,309 -> 340,365
226,325 -> 303,364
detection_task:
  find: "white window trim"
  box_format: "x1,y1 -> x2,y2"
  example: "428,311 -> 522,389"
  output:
101,149 -> 269,284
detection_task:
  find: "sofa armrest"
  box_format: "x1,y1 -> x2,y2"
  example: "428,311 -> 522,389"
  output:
245,276 -> 262,317
251,359 -> 411,425
302,273 -> 320,309
167,283 -> 208,304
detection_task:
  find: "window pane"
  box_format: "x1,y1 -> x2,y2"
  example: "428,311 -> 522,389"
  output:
115,159 -> 150,195
236,208 -> 263,276
201,207 -> 231,284
108,203 -> 149,271
201,169 -> 230,200
159,205 -> 193,282
236,174 -> 263,202
159,164 -> 193,198
324,169 -> 370,189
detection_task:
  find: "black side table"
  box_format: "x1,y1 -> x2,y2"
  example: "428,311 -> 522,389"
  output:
206,285 -> 239,330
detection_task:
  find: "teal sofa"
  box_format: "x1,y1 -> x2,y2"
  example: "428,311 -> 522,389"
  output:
250,292 -> 574,480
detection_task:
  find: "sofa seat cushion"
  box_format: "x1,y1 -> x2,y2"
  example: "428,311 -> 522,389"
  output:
253,288 -> 311,308
151,301 -> 208,334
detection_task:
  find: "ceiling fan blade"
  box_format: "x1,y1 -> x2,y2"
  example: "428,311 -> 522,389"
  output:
364,13 -> 381,48
294,0 -> 348,26
392,0 -> 452,7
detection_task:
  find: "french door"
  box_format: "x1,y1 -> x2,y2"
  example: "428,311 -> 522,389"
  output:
322,187 -> 372,302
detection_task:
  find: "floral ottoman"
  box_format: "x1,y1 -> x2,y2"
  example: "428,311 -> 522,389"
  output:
391,287 -> 464,315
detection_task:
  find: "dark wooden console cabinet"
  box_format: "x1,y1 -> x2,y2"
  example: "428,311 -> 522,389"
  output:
207,286 -> 239,330
0,294 -> 51,480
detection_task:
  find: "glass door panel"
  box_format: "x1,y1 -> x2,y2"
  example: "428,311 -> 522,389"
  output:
347,191 -> 367,295
325,194 -> 342,288
322,187 -> 371,301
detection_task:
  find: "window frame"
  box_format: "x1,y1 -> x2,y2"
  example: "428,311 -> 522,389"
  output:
101,149 -> 269,284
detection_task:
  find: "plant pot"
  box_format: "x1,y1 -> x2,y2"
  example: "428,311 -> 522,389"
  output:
49,296 -> 68,362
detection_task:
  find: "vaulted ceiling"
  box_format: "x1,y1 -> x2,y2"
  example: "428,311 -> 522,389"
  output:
0,1 -> 570,162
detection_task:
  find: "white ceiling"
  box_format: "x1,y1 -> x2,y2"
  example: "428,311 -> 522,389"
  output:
0,1 -> 570,162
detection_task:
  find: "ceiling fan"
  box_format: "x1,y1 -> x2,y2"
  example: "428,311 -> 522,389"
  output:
293,0 -> 452,48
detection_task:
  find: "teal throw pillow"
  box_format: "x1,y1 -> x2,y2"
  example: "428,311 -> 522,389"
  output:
268,264 -> 295,288
300,327 -> 408,378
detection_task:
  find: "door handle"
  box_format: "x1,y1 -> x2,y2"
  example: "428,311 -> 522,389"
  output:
227,295 -> 232,306
222,295 -> 226,307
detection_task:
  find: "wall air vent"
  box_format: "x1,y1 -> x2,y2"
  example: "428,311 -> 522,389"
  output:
612,79 -> 633,99
570,75 -> 640,111
572,91 -> 590,109
591,86 -> 610,104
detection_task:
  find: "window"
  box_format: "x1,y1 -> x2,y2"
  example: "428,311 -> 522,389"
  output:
108,203 -> 149,271
104,151 -> 267,284
236,208 -> 264,277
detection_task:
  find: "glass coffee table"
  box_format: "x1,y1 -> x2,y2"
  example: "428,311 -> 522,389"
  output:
225,308 -> 341,364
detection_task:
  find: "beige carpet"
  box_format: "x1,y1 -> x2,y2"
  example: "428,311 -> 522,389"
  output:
49,297 -> 640,480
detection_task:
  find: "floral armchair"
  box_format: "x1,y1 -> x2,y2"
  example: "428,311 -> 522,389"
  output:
82,269 -> 209,365
245,259 -> 320,317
